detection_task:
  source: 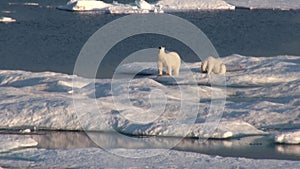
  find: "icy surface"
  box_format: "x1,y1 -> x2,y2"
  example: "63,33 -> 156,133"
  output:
226,0 -> 300,10
158,0 -> 235,11
58,0 -> 234,13
57,0 -> 113,11
275,130 -> 300,144
0,16 -> 16,23
0,135 -> 37,153
0,55 -> 299,139
57,0 -> 163,13
58,0 -> 300,12
221,55 -> 300,130
107,1 -> 163,14
1,147 -> 300,168
0,54 -> 299,167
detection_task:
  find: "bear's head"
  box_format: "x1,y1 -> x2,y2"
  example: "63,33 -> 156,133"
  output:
158,46 -> 165,51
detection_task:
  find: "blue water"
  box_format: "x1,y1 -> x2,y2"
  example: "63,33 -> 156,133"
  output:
1,0 -> 300,78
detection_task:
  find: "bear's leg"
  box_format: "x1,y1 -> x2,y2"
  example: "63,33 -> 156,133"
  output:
207,65 -> 213,75
158,62 -> 163,76
174,67 -> 180,76
201,60 -> 208,73
167,66 -> 172,76
220,64 -> 226,75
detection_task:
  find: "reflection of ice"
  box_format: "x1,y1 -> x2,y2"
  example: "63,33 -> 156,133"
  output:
25,131 -> 259,151
30,132 -> 300,160
276,145 -> 300,157
33,132 -> 96,149
2,132 -> 300,167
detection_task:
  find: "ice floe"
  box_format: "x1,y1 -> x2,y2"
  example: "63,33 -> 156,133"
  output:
57,0 -> 234,13
57,0 -> 300,13
57,0 -> 113,11
0,16 -> 16,23
1,147 -> 300,168
226,0 -> 300,10
157,0 -> 235,11
275,130 -> 300,144
0,55 -> 299,140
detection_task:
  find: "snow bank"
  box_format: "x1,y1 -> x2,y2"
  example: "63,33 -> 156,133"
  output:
112,117 -> 265,138
275,130 -> 300,144
0,55 -> 299,139
0,16 -> 16,23
1,147 -> 300,168
0,135 -> 38,153
226,0 -> 300,10
203,120 -> 266,138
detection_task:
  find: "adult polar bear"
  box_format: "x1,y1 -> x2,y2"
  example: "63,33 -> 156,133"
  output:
158,46 -> 181,76
201,56 -> 226,75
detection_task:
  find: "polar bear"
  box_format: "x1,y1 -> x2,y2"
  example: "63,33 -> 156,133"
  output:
201,56 -> 226,75
158,46 -> 181,76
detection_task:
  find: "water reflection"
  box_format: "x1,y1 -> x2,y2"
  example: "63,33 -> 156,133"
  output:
277,145 -> 300,156
29,131 -> 300,160
33,131 -> 97,149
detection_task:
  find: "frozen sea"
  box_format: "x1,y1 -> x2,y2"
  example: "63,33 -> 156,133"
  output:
0,0 -> 300,168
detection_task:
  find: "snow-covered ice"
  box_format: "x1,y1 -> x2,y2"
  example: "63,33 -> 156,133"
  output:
57,0 -> 113,11
57,0 -> 163,13
57,0 -> 300,13
0,135 -> 37,153
275,130 -> 300,144
226,0 -> 300,10
0,55 -> 299,140
58,0 -> 234,13
107,1 -> 163,14
135,0 -> 153,10
0,54 -> 299,167
157,0 -> 235,11
23,2 -> 39,7
1,147 -> 300,168
0,16 -> 16,23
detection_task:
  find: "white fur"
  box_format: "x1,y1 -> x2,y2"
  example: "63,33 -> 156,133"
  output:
201,56 -> 226,75
158,47 -> 181,76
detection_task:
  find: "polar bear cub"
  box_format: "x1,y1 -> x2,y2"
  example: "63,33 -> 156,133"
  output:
158,46 -> 181,76
201,56 -> 226,75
